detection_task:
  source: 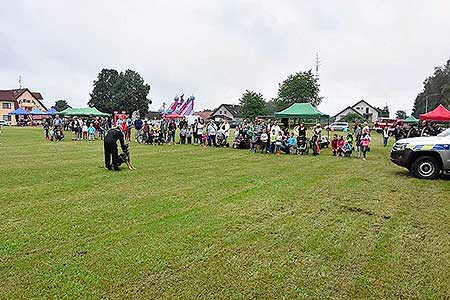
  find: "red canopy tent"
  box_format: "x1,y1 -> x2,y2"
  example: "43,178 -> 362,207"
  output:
420,104 -> 450,121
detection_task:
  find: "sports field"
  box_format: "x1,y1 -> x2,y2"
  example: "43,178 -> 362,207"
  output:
1,127 -> 449,299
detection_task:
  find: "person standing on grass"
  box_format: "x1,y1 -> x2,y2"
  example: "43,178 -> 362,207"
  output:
186,126 -> 192,144
167,119 -> 177,145
382,127 -> 389,147
82,122 -> 88,140
43,119 -> 50,140
193,119 -> 199,144
207,121 -> 217,147
360,132 -> 371,160
393,124 -> 403,141
88,123 -> 95,141
260,129 -> 269,153
93,118 -> 100,139
180,125 -> 187,144
354,123 -> 362,158
197,119 -> 205,146
134,117 -> 143,143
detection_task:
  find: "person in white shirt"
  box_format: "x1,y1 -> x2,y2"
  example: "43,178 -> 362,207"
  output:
382,127 -> 389,147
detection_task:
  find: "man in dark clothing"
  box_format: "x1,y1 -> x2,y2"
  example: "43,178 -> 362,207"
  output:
104,127 -> 128,170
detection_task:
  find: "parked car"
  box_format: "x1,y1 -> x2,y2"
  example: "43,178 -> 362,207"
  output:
0,120 -> 10,126
325,122 -> 349,131
391,128 -> 450,179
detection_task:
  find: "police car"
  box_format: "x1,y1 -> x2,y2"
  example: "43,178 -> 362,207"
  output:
390,128 -> 450,179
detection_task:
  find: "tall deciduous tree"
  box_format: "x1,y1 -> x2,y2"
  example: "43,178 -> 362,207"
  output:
53,100 -> 71,111
88,69 -> 151,114
412,60 -> 450,117
274,70 -> 321,110
239,90 -> 267,120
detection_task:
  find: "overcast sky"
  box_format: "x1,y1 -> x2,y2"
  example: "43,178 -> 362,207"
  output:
1,0 -> 450,116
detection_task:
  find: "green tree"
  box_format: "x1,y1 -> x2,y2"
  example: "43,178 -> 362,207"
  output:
239,90 -> 267,120
88,69 -> 151,114
265,99 -> 277,116
381,105 -> 390,118
412,60 -> 450,117
274,70 -> 321,111
395,110 -> 407,119
53,100 -> 71,111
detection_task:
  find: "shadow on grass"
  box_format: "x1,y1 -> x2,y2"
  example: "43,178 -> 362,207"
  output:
390,169 -> 450,181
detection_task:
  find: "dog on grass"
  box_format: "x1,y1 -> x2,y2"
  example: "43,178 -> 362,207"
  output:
118,151 -> 135,171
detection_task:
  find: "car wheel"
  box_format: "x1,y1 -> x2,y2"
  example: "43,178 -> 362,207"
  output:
411,156 -> 440,179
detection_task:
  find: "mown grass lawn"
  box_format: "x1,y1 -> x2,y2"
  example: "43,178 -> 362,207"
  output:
0,127 -> 449,299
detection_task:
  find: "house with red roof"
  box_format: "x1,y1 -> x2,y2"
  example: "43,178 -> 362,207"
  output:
0,88 -> 47,125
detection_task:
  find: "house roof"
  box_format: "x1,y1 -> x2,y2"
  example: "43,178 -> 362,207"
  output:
194,110 -> 212,120
212,104 -> 241,117
0,88 -> 47,110
351,99 -> 382,113
333,106 -> 363,118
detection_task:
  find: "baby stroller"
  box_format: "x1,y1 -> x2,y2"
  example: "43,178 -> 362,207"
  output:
54,127 -> 64,141
296,136 -> 308,155
216,130 -> 229,147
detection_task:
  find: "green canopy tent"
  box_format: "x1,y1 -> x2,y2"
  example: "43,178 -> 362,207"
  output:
403,115 -> 419,124
59,107 -> 110,117
274,103 -> 330,136
274,103 -> 329,119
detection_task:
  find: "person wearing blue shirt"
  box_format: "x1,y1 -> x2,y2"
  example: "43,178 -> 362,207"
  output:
287,133 -> 296,154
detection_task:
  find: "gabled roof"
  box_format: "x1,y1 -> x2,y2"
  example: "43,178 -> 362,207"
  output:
351,99 -> 382,113
0,88 -> 47,110
333,106 -> 363,118
212,104 -> 241,117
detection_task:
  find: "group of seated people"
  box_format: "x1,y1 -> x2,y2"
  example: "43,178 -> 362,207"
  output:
232,121 -> 323,156
331,134 -> 354,157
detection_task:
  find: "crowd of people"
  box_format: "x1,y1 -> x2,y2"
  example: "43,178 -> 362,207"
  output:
41,113 -> 446,163
386,120 -> 444,144
42,115 -> 114,142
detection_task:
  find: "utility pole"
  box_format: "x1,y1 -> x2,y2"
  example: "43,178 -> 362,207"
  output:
315,53 -> 321,79
18,75 -> 22,89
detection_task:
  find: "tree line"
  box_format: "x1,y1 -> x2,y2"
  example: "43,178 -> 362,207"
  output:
239,70 -> 321,120
412,60 -> 450,117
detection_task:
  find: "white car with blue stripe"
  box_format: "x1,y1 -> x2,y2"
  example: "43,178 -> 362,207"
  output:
391,128 -> 450,179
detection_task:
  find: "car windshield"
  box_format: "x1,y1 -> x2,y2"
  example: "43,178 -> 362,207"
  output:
437,128 -> 450,137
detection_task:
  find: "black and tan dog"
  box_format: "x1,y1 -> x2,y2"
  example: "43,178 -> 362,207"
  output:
118,151 -> 136,171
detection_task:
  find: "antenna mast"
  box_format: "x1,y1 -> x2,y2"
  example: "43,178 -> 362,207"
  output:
315,53 -> 321,78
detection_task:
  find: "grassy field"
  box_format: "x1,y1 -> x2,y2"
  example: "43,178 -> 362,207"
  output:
1,127 -> 449,299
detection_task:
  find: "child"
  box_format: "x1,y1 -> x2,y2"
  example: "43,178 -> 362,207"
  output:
186,127 -> 192,144
360,133 -> 371,160
341,141 -> 353,157
331,134 -> 338,156
180,126 -> 187,144
346,133 -> 354,146
287,133 -> 296,154
275,131 -> 283,157
43,121 -> 50,140
88,123 -> 95,141
82,123 -> 88,140
337,136 -> 345,156
269,129 -> 277,153
260,129 -> 268,153
201,132 -> 207,147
